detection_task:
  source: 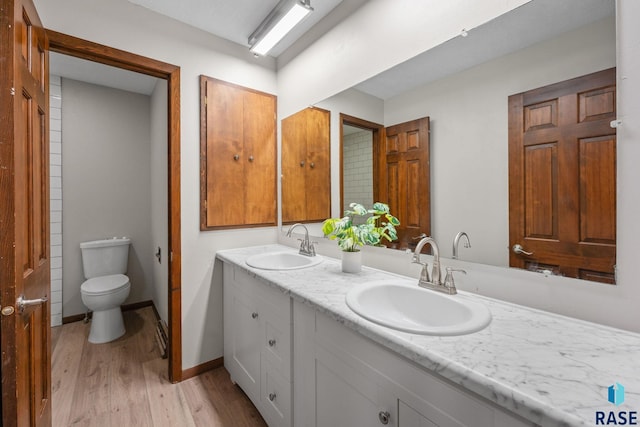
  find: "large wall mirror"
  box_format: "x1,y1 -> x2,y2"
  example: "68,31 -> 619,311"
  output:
280,0 -> 616,281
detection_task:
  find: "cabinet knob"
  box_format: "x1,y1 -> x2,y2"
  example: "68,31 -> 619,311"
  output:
300,161 -> 305,167
378,411 -> 390,425
310,162 -> 315,168
248,155 -> 254,162
269,392 -> 277,402
233,154 -> 240,161
268,339 -> 276,347
251,312 -> 258,319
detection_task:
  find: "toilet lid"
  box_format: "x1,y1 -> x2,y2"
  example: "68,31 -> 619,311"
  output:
81,274 -> 130,296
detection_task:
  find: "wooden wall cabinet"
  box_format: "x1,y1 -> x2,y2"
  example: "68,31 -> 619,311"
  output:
200,76 -> 277,229
281,107 -> 331,224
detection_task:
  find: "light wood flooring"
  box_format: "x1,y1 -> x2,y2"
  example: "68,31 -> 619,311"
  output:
52,307 -> 267,426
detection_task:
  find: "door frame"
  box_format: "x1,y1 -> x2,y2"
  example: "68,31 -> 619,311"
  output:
339,114 -> 384,215
47,30 -> 183,382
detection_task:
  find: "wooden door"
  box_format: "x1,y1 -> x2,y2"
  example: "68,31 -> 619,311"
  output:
1,0 -> 52,425
380,117 -> 431,249
508,68 -> 616,283
281,110 -> 307,223
303,108 -> 330,222
243,90 -> 277,226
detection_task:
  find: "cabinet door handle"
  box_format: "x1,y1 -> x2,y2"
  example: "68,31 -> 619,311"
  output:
268,339 -> 276,347
233,154 -> 240,161
251,312 -> 258,319
269,392 -> 277,402
378,411 -> 390,425
300,161 -> 305,167
310,162 -> 315,168
248,155 -> 254,162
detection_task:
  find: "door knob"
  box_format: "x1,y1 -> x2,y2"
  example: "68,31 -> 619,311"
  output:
17,295 -> 48,313
268,339 -> 276,347
512,244 -> 533,256
251,312 -> 258,319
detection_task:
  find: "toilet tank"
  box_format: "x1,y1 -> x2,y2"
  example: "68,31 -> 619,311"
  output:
80,237 -> 131,279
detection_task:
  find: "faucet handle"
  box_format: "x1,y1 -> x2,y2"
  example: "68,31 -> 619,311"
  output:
443,267 -> 466,293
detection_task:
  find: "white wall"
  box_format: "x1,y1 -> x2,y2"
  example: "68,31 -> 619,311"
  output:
35,0 -> 279,369
150,80 -> 169,323
279,1 -> 640,334
383,16 -> 615,265
61,78 -> 154,317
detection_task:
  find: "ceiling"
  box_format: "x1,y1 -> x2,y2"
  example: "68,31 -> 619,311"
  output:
127,0 -> 344,58
49,52 -> 160,95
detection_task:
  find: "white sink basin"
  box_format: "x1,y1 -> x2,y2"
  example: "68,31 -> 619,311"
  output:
346,283 -> 491,336
246,251 -> 323,270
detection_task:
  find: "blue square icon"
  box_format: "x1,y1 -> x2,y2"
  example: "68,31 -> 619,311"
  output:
608,383 -> 625,406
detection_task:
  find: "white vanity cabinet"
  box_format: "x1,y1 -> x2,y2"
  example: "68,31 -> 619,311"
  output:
293,301 -> 533,427
223,265 -> 292,427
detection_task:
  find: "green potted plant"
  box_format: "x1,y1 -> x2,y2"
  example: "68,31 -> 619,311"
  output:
322,202 -> 400,273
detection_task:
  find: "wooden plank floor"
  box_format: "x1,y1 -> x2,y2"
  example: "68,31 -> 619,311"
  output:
52,307 -> 267,427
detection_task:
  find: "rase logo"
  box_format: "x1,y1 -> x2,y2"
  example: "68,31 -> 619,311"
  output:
609,383 -> 626,406
596,383 -> 638,425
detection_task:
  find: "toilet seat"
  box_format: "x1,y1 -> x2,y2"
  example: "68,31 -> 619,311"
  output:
81,274 -> 130,296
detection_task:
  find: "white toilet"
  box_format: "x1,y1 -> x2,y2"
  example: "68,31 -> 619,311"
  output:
80,237 -> 131,344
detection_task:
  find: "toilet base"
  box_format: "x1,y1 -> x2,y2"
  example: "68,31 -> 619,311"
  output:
88,307 -> 126,344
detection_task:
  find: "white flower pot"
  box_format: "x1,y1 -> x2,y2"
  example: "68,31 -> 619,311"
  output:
341,250 -> 362,273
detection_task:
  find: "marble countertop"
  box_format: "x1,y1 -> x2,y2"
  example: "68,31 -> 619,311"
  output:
217,244 -> 640,427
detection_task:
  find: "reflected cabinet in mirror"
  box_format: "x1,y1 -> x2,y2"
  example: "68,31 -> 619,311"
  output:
281,107 -> 331,224
279,0 -> 616,283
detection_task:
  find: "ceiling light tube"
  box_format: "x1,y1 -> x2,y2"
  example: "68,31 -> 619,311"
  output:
249,0 -> 313,56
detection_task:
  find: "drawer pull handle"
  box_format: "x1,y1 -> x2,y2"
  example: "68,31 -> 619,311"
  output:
269,392 -> 277,402
268,339 -> 276,347
378,411 -> 390,425
251,312 -> 258,319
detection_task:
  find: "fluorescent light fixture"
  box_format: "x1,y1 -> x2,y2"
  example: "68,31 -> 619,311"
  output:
249,0 -> 313,56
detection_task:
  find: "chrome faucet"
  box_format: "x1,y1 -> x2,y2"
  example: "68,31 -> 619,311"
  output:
286,223 -> 316,257
412,236 -> 442,289
452,231 -> 471,260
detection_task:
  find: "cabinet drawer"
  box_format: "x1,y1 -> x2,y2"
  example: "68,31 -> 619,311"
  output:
261,359 -> 292,427
263,311 -> 291,378
232,266 -> 292,379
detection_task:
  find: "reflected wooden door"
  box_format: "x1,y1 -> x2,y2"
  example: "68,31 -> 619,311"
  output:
0,0 -> 52,425
379,117 -> 431,249
508,68 -> 616,283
